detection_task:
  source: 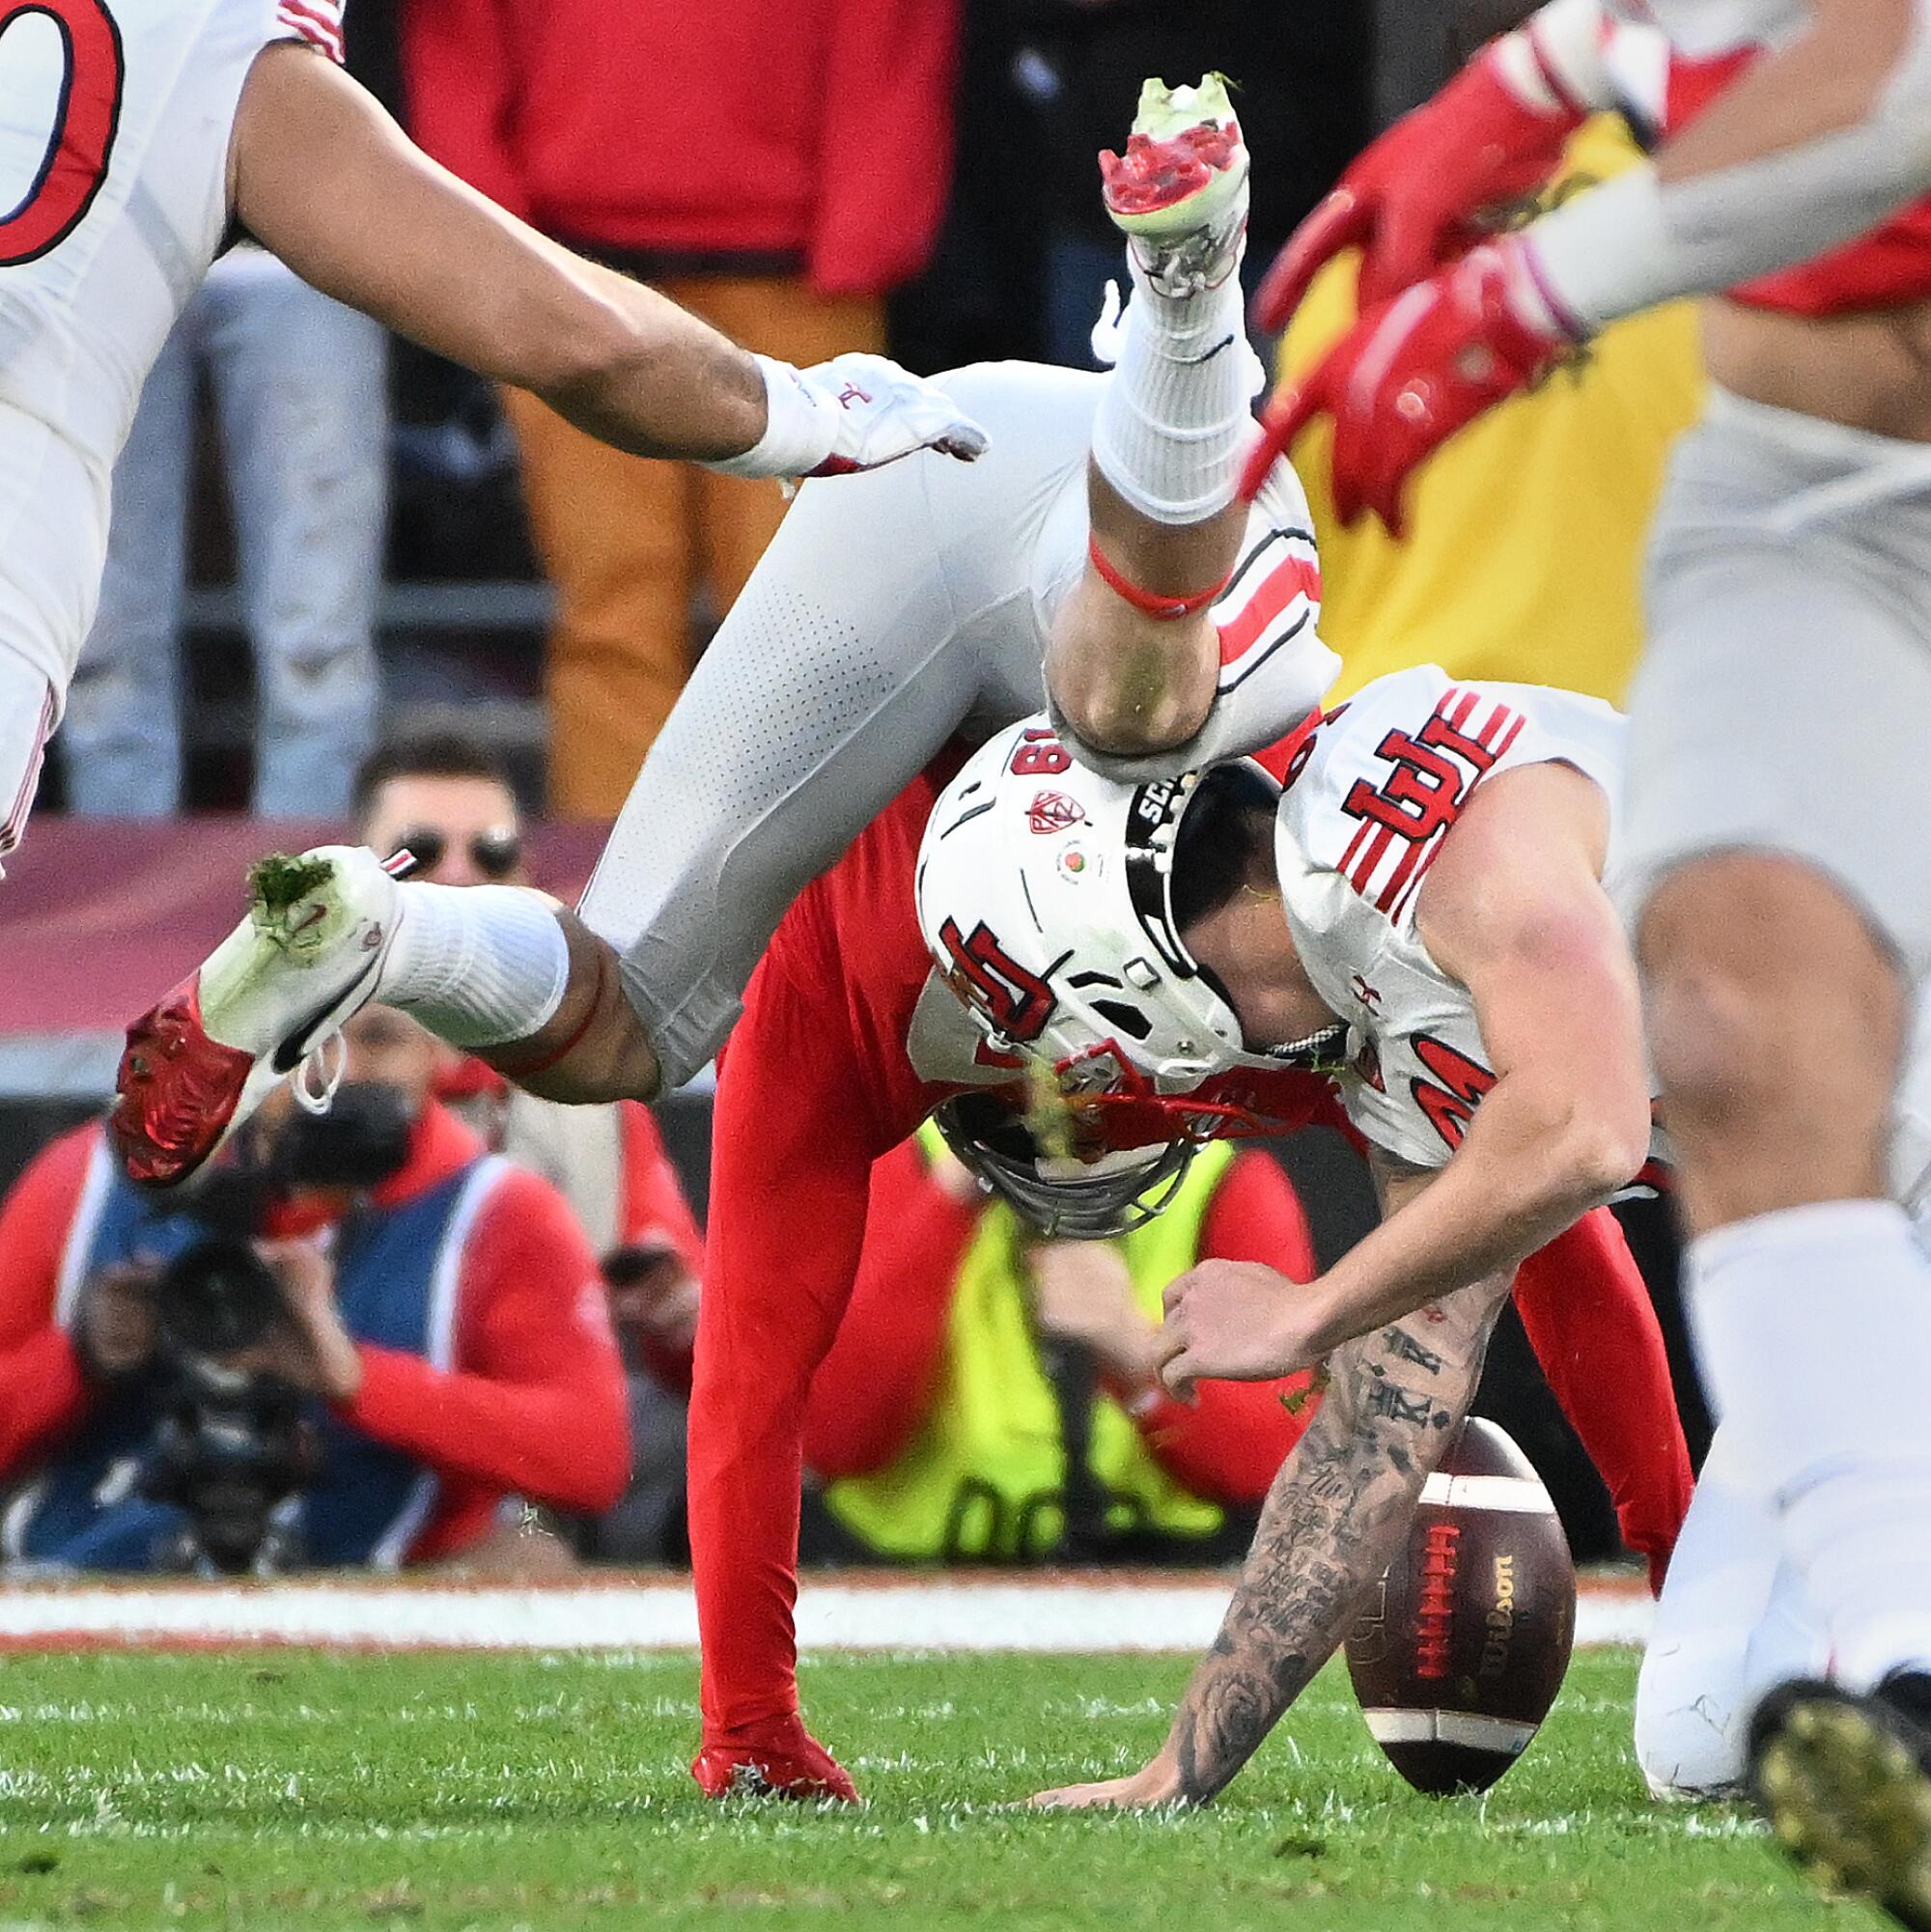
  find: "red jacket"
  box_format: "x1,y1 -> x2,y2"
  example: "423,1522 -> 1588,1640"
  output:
401,0 -> 961,294
0,1107 -> 631,1563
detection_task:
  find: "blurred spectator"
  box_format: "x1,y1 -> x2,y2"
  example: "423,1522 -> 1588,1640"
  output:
798,1128 -> 1323,1564
0,1005 -> 629,1575
61,242 -> 388,818
401,0 -> 962,816
353,734 -> 705,1560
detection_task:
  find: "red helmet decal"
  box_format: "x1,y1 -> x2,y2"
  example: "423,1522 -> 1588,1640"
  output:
1026,790 -> 1086,835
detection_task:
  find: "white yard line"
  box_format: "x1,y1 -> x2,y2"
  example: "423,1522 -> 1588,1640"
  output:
0,1580 -> 1655,1653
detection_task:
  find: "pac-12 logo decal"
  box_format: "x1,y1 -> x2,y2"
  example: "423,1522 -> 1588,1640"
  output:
1026,791 -> 1085,834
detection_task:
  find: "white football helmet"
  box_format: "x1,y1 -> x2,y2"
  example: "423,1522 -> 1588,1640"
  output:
916,715 -> 1339,1093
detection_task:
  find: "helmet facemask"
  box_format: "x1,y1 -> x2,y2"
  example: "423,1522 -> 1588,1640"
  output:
931,1091 -> 1197,1241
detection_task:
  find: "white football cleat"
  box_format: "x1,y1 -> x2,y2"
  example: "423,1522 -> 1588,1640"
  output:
112,845 -> 402,1188
1102,74 -> 1250,297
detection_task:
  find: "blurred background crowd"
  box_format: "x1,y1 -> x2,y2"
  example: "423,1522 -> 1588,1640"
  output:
0,0 -> 1711,1582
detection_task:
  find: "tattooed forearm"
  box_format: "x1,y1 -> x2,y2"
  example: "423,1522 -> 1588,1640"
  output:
1165,1275 -> 1508,1805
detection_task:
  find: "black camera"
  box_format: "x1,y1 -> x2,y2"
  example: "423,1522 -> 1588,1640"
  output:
134,1084 -> 413,1573
141,1236 -> 315,1574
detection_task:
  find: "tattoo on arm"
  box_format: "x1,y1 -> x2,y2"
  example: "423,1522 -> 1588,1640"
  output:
1383,1326 -> 1444,1375
1165,1276 -> 1507,1805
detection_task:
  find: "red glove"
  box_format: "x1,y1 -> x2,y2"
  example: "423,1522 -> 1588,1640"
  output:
691,1713 -> 860,1804
1253,47 -> 1584,330
1241,240 -> 1571,536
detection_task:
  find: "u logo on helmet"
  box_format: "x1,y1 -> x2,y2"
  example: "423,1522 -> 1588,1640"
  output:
937,917 -> 1057,1045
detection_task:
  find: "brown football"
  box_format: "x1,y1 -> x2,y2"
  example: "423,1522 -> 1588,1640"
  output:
1344,1415 -> 1577,1796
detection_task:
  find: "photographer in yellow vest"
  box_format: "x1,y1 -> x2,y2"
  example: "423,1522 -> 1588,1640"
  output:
798,1127 -> 1321,1565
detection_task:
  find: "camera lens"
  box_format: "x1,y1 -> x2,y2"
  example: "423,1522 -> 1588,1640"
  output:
154,1239 -> 283,1356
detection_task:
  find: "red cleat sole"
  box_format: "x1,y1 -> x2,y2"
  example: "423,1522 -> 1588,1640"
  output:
111,976 -> 256,1189
1101,121 -> 1242,219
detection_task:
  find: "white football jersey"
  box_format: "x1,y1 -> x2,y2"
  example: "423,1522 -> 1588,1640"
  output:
1273,666 -> 1627,1170
0,0 -> 342,699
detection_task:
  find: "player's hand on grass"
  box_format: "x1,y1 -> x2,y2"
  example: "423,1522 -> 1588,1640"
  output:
1157,1259 -> 1311,1400
691,1712 -> 859,1804
1031,1748 -> 1186,1810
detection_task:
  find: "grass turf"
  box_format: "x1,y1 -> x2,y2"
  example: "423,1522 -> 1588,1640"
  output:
0,1647 -> 1866,1931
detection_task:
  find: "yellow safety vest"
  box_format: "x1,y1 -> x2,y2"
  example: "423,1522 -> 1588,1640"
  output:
1280,117 -> 1706,706
824,1134 -> 1237,1561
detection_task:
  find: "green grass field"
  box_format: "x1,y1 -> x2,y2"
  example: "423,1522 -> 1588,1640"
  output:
0,1647 -> 1870,1931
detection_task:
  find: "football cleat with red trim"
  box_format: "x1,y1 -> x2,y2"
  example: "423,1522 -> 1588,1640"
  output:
1101,74 -> 1249,297
112,846 -> 403,1188
692,1714 -> 859,1804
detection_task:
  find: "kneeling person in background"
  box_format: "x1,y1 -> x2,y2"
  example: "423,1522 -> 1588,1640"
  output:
800,1127 -> 1323,1565
0,1006 -> 629,1575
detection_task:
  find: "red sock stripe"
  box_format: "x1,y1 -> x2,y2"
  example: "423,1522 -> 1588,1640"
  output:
1087,535 -> 1231,622
492,943 -> 604,1080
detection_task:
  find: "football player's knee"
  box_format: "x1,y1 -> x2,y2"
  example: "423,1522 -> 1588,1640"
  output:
1637,854 -> 1890,1134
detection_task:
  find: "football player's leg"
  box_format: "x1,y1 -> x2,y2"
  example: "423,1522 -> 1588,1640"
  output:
1625,398 -> 1931,1903
1511,1207 -> 1693,1594
1637,1429 -> 1827,1800
576,435 -> 990,1097
112,834 -> 653,1186
114,397 -> 1001,1182
1048,76 -> 1263,756
687,951 -> 876,1801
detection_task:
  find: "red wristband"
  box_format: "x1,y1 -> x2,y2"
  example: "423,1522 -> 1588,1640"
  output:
1087,535 -> 1230,621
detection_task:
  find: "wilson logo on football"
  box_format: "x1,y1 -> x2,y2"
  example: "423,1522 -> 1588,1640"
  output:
1026,791 -> 1086,835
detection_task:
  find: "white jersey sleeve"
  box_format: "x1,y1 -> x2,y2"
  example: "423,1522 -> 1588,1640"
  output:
0,0 -> 340,698
1274,665 -> 1627,1168
1048,454 -> 1341,782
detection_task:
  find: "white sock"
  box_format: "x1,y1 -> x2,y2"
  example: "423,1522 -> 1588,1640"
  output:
1090,253 -> 1262,528
1688,1199 -> 1931,1688
378,883 -> 571,1050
